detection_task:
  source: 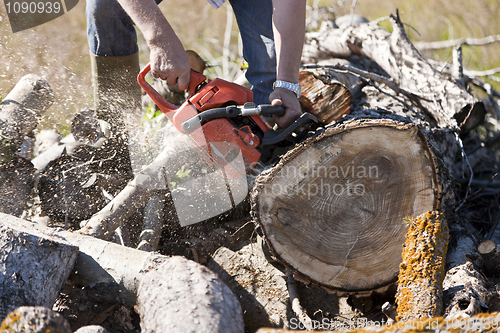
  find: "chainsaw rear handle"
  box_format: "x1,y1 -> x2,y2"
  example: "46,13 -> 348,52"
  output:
137,63 -> 207,114
181,103 -> 285,132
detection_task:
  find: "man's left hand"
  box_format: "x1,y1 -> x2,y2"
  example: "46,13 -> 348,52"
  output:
269,87 -> 302,128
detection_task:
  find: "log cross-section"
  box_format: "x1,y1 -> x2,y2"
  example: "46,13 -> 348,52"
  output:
252,119 -> 441,294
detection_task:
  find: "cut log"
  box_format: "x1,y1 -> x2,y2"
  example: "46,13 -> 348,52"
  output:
396,211 -> 449,321
0,74 -> 54,152
0,306 -> 72,333
443,262 -> 488,320
251,119 -> 441,294
137,193 -> 165,251
478,240 -> 500,277
298,70 -> 352,125
0,218 -> 79,320
137,256 -> 244,333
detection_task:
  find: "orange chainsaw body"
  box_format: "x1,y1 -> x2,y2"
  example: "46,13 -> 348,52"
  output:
137,64 -> 271,177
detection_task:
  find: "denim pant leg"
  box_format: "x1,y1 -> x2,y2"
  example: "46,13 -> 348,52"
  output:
86,0 -> 163,56
229,0 -> 276,105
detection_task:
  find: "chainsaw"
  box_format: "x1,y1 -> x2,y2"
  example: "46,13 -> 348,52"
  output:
137,64 -> 317,180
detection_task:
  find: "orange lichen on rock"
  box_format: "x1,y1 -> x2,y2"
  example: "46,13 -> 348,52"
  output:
395,211 -> 449,322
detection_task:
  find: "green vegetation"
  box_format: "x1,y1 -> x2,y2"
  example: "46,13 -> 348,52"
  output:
170,166 -> 192,189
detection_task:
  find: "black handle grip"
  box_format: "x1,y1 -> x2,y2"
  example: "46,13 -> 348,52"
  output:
181,104 -> 286,133
255,105 -> 286,116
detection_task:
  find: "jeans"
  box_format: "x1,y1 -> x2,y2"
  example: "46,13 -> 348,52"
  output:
86,0 -> 276,104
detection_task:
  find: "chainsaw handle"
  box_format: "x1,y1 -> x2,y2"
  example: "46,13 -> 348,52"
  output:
181,104 -> 285,133
137,63 -> 208,114
138,63 -> 178,113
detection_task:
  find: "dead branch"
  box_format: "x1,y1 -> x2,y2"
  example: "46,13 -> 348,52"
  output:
414,34 -> 500,50
303,14 -> 484,130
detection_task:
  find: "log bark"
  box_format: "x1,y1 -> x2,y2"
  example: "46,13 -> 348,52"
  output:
442,221 -> 489,319
0,156 -> 35,217
298,70 -> 352,125
443,262 -> 488,320
396,211 -> 449,321
0,74 -> 54,151
137,256 -> 244,333
0,306 -> 72,333
0,219 -> 79,320
302,13 -> 484,131
252,119 -> 441,294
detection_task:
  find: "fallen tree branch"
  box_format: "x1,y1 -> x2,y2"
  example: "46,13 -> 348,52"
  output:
414,34 -> 500,51
303,13 -> 484,130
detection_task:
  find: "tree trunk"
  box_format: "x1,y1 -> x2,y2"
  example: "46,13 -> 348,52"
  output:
250,11 -> 483,296
0,217 -> 79,320
252,118 -> 441,294
137,256 -> 244,333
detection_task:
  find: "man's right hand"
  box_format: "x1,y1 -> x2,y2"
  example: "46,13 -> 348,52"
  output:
149,38 -> 191,90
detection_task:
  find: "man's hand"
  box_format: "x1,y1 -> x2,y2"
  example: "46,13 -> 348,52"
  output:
149,39 -> 191,90
269,88 -> 302,128
115,0 -> 191,90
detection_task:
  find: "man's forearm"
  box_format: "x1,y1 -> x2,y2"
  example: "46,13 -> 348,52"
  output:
115,0 -> 176,45
271,0 -> 306,83
114,0 -> 190,86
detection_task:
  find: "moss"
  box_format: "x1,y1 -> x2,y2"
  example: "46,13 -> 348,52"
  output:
0,312 -> 22,332
395,211 -> 450,321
